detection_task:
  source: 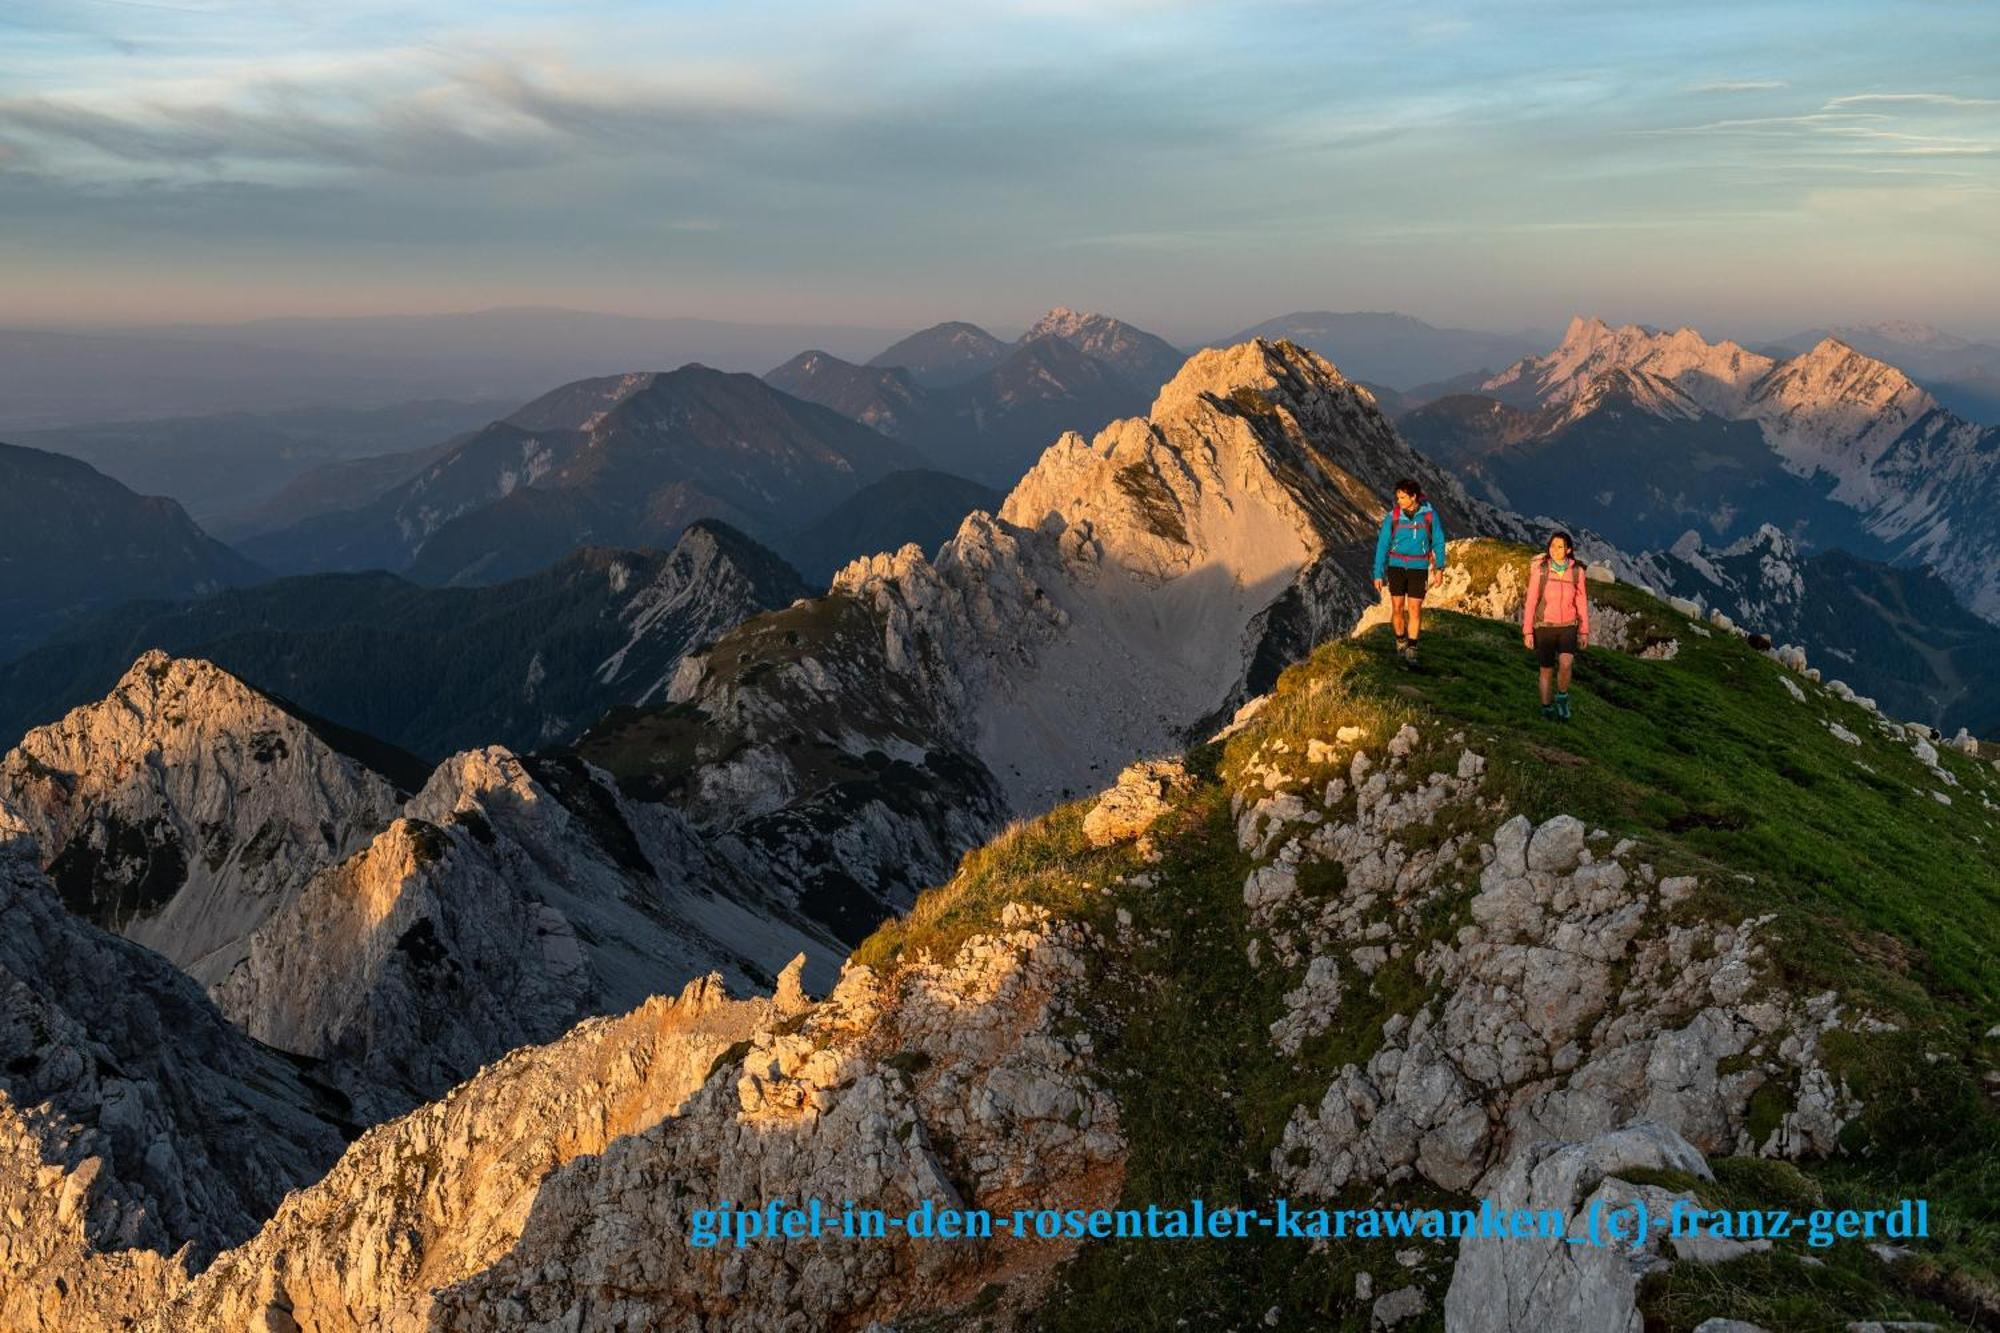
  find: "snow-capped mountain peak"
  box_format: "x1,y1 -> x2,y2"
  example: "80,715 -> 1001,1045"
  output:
1559,365 -> 1705,423
1451,318 -> 2000,624
1744,337 -> 1940,505
1756,337 -> 1933,417
1484,314 -> 1774,416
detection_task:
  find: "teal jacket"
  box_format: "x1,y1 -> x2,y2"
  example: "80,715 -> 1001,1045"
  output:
1373,502 -> 1446,580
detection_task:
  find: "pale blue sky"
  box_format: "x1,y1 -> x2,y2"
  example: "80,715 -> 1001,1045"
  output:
2,0 -> 1996,339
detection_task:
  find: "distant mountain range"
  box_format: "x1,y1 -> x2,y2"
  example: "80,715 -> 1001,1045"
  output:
1399,373 -> 1879,554
0,341 -> 1034,665
14,305 -> 1987,438
239,366 -> 930,586
0,523 -> 805,759
0,442 -> 262,659
1400,315 -> 2000,623
16,304 -> 2000,733
767,307 -> 1186,488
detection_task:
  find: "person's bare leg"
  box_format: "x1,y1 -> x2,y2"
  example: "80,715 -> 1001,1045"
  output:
1390,595 -> 1407,640
1557,654 -> 1574,693
1406,598 -> 1424,643
1539,666 -> 1554,705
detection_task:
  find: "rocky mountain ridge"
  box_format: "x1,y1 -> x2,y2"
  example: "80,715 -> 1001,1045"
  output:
1020,306 -> 1186,390
1484,315 -> 1776,416
1767,320 -> 2000,426
208,741 -> 835,1110
0,653 -> 412,989
766,309 -> 1191,488
0,844 -> 353,1332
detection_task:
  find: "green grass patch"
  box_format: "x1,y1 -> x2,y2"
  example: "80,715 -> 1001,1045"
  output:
1631,1149 -> 1995,1329
850,803 -> 1139,971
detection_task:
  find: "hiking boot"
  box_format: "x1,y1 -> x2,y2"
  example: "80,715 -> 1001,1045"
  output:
1540,703 -> 1557,721
1555,692 -> 1572,721
1401,641 -> 1420,669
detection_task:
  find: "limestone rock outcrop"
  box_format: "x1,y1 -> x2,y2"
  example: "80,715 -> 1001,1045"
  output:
40,908 -> 1118,1332
214,745 -> 837,1110
0,652 -> 406,990
433,908 -> 1121,1331
1236,728 -> 1859,1201
1442,1122 -> 1715,1333
141,969 -> 785,1333
1082,758 -> 1189,848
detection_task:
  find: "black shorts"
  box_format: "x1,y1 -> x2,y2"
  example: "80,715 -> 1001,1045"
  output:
1384,566 -> 1429,599
1533,624 -> 1580,668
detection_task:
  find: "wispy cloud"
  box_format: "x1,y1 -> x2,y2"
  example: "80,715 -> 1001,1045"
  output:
1827,92 -> 2000,109
1630,111 -> 1889,139
0,90 -> 545,174
1683,79 -> 1788,94
1635,88 -> 2000,164
0,56 -> 787,178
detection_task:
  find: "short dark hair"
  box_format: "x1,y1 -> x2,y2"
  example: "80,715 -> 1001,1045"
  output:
1547,530 -> 1575,555
1393,477 -> 1422,499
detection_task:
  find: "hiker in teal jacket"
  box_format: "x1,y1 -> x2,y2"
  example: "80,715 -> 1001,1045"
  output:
1372,478 -> 1446,666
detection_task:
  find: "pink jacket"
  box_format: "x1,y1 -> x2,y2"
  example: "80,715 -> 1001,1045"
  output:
1523,555 -> 1590,639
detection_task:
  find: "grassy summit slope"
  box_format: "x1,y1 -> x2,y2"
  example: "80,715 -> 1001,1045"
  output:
861,540 -> 1999,1331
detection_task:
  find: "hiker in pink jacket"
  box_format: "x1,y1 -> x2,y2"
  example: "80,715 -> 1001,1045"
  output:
1522,531 -> 1590,722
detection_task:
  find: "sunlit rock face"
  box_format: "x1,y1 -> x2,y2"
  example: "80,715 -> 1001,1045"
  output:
0,651 -> 405,988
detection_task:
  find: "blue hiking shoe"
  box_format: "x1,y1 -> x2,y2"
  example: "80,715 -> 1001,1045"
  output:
1555,692 -> 1572,721
1540,703 -> 1557,721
